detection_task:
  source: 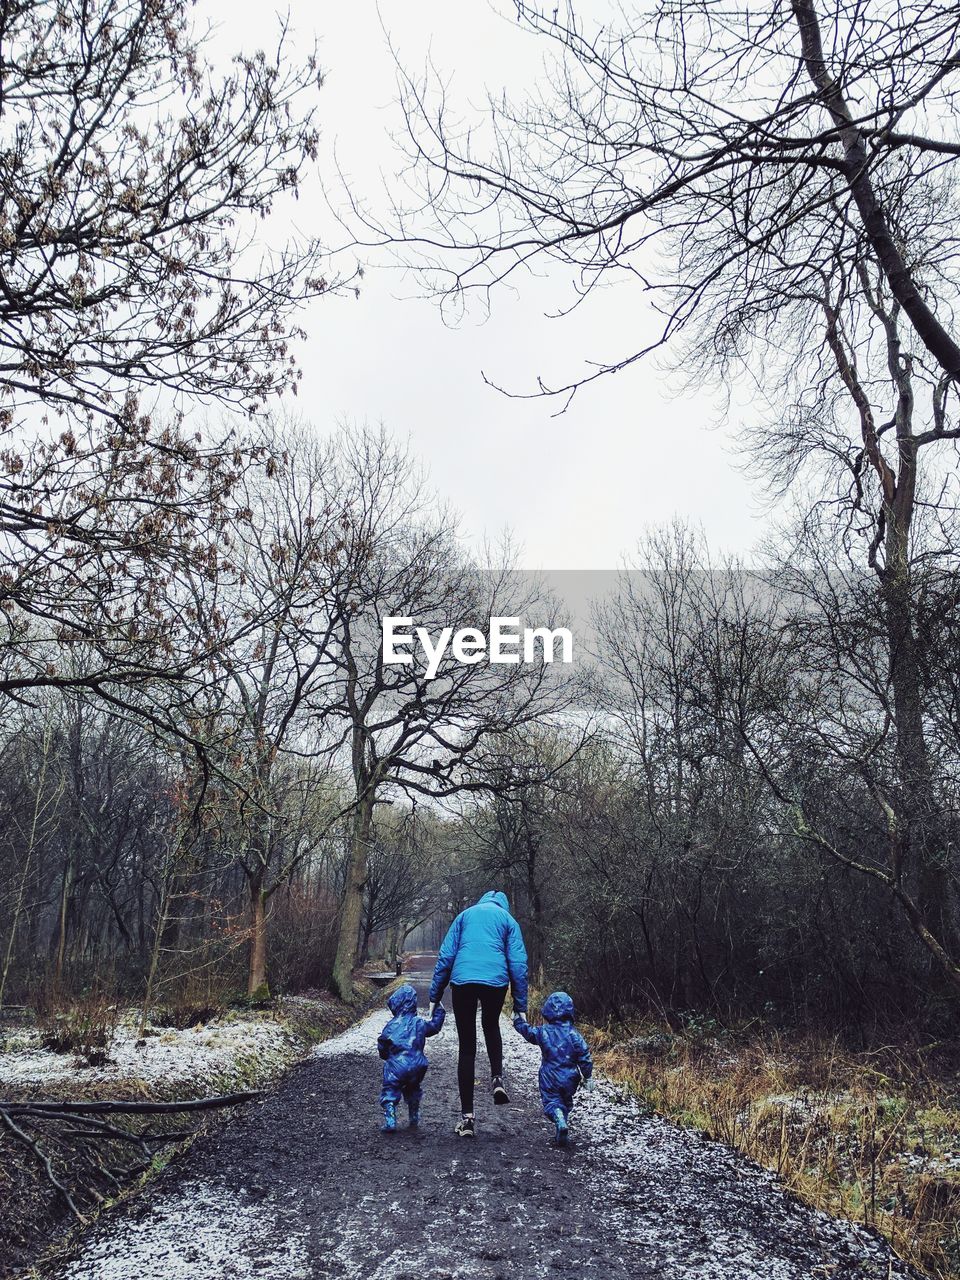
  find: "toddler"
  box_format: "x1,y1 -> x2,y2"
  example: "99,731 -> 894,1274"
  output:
377,983 -> 445,1131
514,991 -> 593,1146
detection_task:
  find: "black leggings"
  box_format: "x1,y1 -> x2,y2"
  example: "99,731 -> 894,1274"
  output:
451,982 -> 507,1114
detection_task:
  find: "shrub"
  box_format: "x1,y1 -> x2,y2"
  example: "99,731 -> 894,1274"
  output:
36,990 -> 120,1066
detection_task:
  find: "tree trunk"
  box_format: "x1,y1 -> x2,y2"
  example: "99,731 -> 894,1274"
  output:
395,922 -> 408,973
880,318 -> 959,968
826,289 -> 960,991
247,880 -> 269,999
54,854 -> 74,989
358,910 -> 375,966
526,844 -> 546,988
332,793 -> 374,1002
883,510 -> 960,967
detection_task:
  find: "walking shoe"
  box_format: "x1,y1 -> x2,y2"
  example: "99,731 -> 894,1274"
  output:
553,1109 -> 569,1147
408,1101 -> 420,1129
454,1113 -> 476,1138
381,1102 -> 397,1133
492,1075 -> 509,1105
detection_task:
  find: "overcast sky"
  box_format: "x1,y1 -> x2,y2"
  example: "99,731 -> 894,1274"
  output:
202,1 -> 770,569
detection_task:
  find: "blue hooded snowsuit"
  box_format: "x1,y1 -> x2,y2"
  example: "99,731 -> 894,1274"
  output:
514,991 -> 593,1120
377,983 -> 445,1106
429,890 -> 528,1011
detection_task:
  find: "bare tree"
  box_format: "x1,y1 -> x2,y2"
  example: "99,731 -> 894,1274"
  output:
199,426 -> 346,997
359,806 -> 448,966
368,1 -> 960,396
743,522 -> 960,999
318,429 -> 574,1000
364,1 -> 960,1003
0,0 -> 334,718
456,727 -> 578,988
0,703 -> 63,1007
750,264 -> 960,974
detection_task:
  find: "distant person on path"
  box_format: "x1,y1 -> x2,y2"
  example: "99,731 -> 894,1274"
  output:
377,983 -> 445,1132
429,890 -> 528,1138
513,991 -> 594,1147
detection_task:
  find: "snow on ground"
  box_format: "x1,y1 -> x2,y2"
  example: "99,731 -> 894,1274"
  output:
511,1020 -> 914,1280
569,1072 -> 913,1280
50,1002 -> 921,1280
313,1014 -> 918,1280
55,1181 -> 312,1280
56,1011 -> 396,1280
311,1010 -> 383,1059
0,1014 -> 300,1091
310,1005 -> 459,1060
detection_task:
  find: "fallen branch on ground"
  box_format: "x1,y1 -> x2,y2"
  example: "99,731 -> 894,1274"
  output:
0,1090 -> 263,1221
0,1089 -> 263,1116
0,1107 -> 82,1219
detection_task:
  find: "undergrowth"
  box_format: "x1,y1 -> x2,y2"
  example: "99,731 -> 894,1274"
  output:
586,1016 -> 960,1280
0,981 -> 382,1278
35,991 -> 120,1067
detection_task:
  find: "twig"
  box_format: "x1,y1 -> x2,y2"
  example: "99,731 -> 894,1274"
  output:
0,1107 -> 83,1220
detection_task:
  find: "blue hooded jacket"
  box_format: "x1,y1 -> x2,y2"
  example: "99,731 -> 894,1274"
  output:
429,890 -> 528,1011
514,991 -> 593,1119
377,983 -> 445,1102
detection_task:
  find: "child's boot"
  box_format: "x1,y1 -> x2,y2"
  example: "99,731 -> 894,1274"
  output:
407,1099 -> 420,1128
381,1102 -> 397,1133
553,1109 -> 569,1146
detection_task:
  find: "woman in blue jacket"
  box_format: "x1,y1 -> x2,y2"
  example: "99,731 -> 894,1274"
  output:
429,890 -> 528,1137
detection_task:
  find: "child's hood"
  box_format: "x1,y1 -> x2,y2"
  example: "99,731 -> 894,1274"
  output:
542,991 -> 576,1023
387,983 -> 419,1016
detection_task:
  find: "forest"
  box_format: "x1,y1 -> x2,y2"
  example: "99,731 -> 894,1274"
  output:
0,0 -> 958,1047
1,0 -> 960,1276
4,502 -> 960,1034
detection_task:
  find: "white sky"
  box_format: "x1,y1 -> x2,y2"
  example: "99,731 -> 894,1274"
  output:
201,0 -> 769,569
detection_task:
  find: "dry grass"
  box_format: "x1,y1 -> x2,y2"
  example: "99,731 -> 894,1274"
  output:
35,990 -> 121,1067
586,1016 -> 960,1279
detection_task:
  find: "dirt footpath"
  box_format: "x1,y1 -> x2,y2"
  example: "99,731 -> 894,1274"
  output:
47,963 -> 921,1280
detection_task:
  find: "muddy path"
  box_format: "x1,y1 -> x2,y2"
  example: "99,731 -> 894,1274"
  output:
46,959 -> 920,1280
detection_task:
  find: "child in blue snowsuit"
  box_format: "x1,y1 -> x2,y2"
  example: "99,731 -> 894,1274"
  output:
513,991 -> 594,1146
377,983 -> 445,1132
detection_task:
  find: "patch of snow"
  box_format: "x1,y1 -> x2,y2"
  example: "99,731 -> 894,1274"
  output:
311,1009 -> 382,1058
310,999 -> 453,1061
900,1149 -> 960,1174
0,1015 -> 299,1091
57,1181 -> 311,1280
